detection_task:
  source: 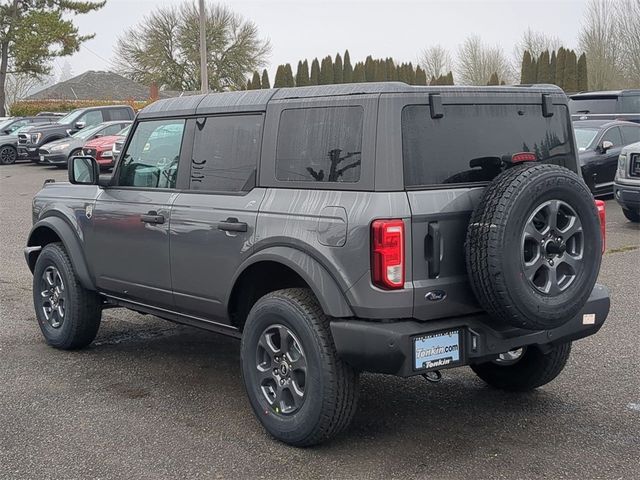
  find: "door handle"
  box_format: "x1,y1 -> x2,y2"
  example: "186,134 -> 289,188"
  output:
141,211 -> 165,224
426,222 -> 441,278
218,217 -> 248,233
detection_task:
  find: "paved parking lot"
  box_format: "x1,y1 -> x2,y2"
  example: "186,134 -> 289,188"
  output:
1,163 -> 639,480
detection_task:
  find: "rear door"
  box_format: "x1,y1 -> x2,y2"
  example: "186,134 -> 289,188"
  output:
169,114 -> 266,323
389,94 -> 577,320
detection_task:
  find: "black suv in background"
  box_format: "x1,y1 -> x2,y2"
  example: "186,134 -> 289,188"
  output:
17,105 -> 135,162
570,90 -> 640,123
0,116 -> 59,165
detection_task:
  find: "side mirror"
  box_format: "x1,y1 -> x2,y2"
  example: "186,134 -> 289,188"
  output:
600,140 -> 614,153
68,156 -> 99,185
75,121 -> 86,130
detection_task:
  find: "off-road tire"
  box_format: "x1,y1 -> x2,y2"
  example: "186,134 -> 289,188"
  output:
471,342 -> 572,391
466,163 -> 602,330
241,288 -> 359,447
622,208 -> 640,223
33,243 -> 102,349
0,145 -> 17,165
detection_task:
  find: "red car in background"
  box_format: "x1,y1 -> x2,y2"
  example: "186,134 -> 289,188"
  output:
83,124 -> 131,169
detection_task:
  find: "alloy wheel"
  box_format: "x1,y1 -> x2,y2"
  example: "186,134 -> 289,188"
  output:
40,265 -> 66,328
0,146 -> 16,165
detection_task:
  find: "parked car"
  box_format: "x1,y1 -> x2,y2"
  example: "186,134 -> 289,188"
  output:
25,84 -> 609,447
17,105 -> 135,162
0,116 -> 58,165
38,121 -> 132,168
570,90 -> 640,123
82,124 -> 131,169
574,120 -> 640,196
614,141 -> 640,222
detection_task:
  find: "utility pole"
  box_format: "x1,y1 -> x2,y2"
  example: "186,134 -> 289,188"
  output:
198,0 -> 208,93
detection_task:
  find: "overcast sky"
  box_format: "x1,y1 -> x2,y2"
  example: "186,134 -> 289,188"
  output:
59,0 -> 589,81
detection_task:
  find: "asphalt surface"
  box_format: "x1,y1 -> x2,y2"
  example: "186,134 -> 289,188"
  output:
1,163 -> 639,480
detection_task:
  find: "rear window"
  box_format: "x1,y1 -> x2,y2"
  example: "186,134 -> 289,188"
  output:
276,106 -> 363,183
569,97 -> 617,115
620,95 -> 640,114
402,104 -> 575,187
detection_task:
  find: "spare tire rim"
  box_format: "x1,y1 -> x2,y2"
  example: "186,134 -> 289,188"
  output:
40,265 -> 66,328
521,199 -> 584,295
255,324 -> 307,415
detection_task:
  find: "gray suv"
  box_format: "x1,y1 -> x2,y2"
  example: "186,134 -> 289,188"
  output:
25,83 -> 610,446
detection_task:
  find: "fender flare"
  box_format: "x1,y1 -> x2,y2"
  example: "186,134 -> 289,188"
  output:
229,246 -> 354,318
26,216 -> 95,291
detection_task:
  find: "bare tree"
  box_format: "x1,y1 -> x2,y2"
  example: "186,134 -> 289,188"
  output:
512,28 -> 562,82
579,0 -> 623,90
114,2 -> 271,92
3,73 -> 40,113
456,35 -> 512,85
615,0 -> 640,87
419,44 -> 451,80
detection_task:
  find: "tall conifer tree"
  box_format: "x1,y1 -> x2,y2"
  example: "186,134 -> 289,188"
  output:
310,58 -> 320,85
343,50 -> 353,83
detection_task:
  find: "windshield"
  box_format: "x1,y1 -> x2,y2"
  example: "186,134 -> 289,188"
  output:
574,128 -> 599,151
56,109 -> 83,124
118,125 -> 131,136
72,124 -> 104,140
0,119 -> 14,131
14,125 -> 34,134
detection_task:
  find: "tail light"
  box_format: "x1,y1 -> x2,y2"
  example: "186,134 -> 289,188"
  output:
511,152 -> 537,163
595,200 -> 606,253
371,219 -> 405,289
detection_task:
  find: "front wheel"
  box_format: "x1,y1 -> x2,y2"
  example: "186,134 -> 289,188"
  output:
470,342 -> 571,391
0,145 -> 17,165
622,208 -> 640,223
240,288 -> 359,447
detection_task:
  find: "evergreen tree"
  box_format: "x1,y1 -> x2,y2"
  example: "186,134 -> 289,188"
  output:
446,71 -> 454,85
577,53 -> 588,91
364,56 -> 375,81
415,66 -> 427,85
250,70 -> 261,89
531,56 -> 538,84
310,58 -> 320,85
385,58 -> 396,81
549,50 -> 557,85
563,50 -> 578,93
295,60 -> 310,87
374,60 -> 386,81
487,72 -> 499,85
245,77 -> 252,90
283,63 -> 295,87
537,50 -> 551,83
343,50 -> 353,83
353,62 -> 366,82
521,51 -> 532,84
320,55 -> 334,84
333,53 -> 343,83
273,65 -> 286,87
407,62 -> 416,85
556,47 -> 566,90
261,69 -> 270,89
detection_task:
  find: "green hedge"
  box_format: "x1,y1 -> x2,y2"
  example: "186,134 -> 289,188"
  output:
9,99 -> 153,116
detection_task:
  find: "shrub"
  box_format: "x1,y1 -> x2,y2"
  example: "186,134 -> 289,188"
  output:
9,99 -> 153,116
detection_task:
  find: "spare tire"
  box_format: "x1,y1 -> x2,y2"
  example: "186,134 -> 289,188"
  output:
465,163 -> 602,330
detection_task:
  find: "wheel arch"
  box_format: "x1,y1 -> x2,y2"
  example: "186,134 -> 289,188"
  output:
227,247 -> 354,330
26,216 -> 95,291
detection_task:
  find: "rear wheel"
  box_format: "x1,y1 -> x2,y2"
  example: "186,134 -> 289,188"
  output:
622,208 -> 640,223
0,145 -> 17,165
33,243 -> 102,349
240,288 -> 359,446
471,342 -> 571,391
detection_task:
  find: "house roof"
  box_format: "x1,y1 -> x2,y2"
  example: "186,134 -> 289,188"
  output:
26,71 -> 172,101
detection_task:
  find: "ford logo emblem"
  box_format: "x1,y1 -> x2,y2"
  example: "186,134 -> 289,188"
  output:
425,290 -> 447,302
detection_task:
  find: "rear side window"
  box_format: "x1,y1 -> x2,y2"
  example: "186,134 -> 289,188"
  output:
190,115 -> 263,192
108,108 -> 133,121
276,106 -> 363,183
569,97 -> 617,115
78,110 -> 104,127
402,104 -> 575,187
620,95 -> 640,114
621,125 -> 640,144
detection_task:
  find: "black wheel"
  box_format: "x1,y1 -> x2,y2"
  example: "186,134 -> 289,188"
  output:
0,145 -> 17,165
466,164 -> 602,330
622,208 -> 640,223
241,288 -> 359,447
470,342 -> 572,391
33,243 -> 102,349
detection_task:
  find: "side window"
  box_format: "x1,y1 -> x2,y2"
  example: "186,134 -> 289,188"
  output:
190,115 -> 262,192
100,124 -> 125,136
621,126 -> 640,144
108,108 -> 133,121
6,120 -> 26,133
117,119 -> 185,189
78,110 -> 104,127
601,127 -> 622,146
275,106 -> 363,183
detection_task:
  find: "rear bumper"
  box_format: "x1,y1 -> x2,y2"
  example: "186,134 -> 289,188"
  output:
614,181 -> 640,210
330,284 -> 610,377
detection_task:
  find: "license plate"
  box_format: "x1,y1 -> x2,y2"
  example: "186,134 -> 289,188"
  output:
414,329 -> 462,370
39,155 -> 44,162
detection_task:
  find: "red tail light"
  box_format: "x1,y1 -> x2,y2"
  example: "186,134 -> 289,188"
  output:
511,152 -> 537,163
595,200 -> 606,253
371,219 -> 405,289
